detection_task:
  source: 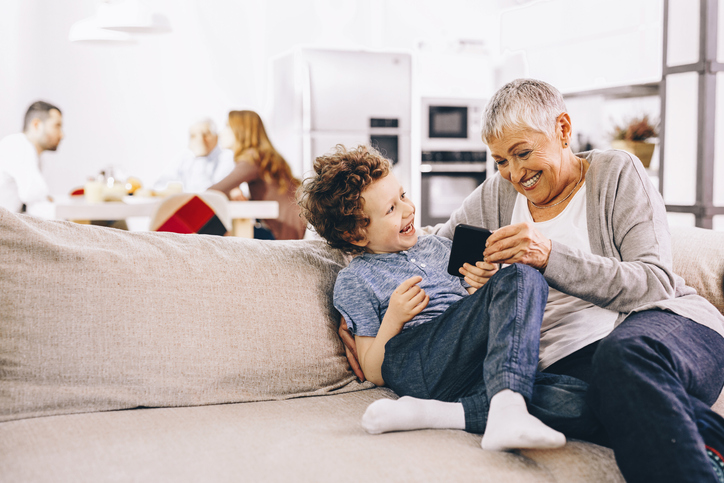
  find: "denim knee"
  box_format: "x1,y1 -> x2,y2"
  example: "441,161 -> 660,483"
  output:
494,263 -> 547,292
517,263 -> 547,289
591,329 -> 640,377
514,262 -> 545,280
590,325 -> 674,394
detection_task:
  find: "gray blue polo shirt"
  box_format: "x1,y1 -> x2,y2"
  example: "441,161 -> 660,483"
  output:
334,234 -> 470,337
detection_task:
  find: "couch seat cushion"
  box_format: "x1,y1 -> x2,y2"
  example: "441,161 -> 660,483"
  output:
0,388 -> 623,483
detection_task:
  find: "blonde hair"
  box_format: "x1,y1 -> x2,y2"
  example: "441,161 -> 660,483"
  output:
481,78 -> 567,144
228,110 -> 299,192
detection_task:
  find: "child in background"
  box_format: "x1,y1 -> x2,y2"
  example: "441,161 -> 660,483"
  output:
297,144 -> 597,451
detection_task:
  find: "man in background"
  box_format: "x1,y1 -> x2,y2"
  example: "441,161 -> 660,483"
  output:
0,101 -> 63,217
155,118 -> 235,193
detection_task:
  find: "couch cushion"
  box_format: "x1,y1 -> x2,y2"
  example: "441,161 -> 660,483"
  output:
0,209 -> 369,422
670,226 -> 724,416
670,226 -> 724,315
0,388 -> 624,483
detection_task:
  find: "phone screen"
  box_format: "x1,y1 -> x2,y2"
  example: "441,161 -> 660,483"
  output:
447,224 -> 493,276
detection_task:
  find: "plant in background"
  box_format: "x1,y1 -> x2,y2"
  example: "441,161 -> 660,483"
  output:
610,115 -> 659,168
611,115 -> 659,141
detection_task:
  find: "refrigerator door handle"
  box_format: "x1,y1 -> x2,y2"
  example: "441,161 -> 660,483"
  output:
301,62 -> 312,132
301,61 -> 313,174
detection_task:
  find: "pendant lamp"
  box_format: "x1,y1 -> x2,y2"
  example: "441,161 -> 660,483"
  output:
96,0 -> 172,33
69,0 -> 171,44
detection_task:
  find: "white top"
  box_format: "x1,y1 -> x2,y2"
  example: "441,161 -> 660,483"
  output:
0,133 -> 50,214
510,183 -> 618,370
154,146 -> 235,193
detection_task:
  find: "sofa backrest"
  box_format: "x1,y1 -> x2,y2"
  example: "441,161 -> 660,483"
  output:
1,209 -> 722,423
0,209 -> 369,423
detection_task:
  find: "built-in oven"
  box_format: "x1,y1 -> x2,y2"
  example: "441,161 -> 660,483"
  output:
420,97 -> 489,226
420,152 -> 487,226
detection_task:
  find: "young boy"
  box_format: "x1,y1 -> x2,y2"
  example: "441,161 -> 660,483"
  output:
297,144 -> 594,451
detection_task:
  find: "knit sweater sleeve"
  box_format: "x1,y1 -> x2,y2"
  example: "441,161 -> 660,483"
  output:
543,149 -> 687,313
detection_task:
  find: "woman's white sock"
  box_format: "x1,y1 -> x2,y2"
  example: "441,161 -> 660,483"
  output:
361,396 -> 466,434
481,389 -> 566,451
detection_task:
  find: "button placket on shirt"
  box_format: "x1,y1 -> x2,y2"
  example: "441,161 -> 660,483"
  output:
407,254 -> 428,272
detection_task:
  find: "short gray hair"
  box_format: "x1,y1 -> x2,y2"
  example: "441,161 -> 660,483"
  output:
481,79 -> 567,144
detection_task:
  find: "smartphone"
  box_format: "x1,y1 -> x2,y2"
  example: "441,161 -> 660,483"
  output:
447,224 -> 493,277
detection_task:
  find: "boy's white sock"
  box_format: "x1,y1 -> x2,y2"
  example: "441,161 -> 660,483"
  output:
361,396 -> 466,434
481,389 -> 566,451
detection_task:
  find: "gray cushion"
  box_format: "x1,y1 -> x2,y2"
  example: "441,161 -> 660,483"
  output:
0,209 -> 369,422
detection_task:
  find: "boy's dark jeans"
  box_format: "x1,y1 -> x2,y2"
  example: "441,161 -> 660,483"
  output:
587,310 -> 724,483
380,263 -> 601,441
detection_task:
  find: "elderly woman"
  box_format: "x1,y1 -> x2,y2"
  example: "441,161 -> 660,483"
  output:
341,79 -> 724,483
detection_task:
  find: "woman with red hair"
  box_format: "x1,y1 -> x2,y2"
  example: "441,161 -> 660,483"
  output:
210,110 -> 306,240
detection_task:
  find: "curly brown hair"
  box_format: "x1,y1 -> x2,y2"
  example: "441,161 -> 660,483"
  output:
297,144 -> 391,254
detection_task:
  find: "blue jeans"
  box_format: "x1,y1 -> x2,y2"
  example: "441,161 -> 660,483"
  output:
380,264 -> 601,440
587,310 -> 724,483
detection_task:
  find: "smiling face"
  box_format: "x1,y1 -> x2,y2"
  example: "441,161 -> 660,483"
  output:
352,172 -> 417,254
487,114 -> 579,207
188,122 -> 218,157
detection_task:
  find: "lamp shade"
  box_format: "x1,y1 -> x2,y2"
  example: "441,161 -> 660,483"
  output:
96,0 -> 172,33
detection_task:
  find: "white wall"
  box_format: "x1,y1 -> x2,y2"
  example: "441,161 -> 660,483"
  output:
494,0 -> 664,146
0,0 -> 497,198
497,0 -> 663,92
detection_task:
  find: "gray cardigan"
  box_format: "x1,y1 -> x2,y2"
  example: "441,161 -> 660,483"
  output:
434,149 -> 724,337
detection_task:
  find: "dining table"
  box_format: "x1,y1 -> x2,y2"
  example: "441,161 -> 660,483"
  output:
53,196 -> 280,238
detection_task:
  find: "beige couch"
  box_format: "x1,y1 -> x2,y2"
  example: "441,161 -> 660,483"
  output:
1,209 -> 723,483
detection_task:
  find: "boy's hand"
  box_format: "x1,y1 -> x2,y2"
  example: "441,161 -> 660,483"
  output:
460,261 -> 498,293
384,276 -> 429,330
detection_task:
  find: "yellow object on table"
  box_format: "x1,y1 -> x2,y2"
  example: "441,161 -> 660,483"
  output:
232,219 -> 254,238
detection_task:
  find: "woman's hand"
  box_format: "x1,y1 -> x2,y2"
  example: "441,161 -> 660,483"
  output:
483,222 -> 552,270
338,317 -> 365,382
460,261 -> 499,293
229,187 -> 248,201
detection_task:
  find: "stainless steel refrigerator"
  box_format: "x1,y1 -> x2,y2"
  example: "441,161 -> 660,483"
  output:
268,48 -> 412,190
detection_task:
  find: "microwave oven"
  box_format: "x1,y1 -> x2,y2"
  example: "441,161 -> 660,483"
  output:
421,97 -> 487,151
428,106 -> 468,138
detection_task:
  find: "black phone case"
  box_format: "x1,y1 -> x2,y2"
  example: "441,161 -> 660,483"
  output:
447,224 -> 493,276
